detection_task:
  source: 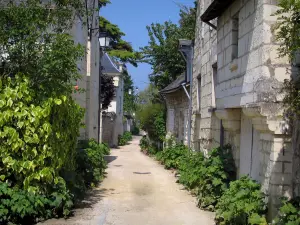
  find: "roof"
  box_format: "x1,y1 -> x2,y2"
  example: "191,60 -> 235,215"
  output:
101,52 -> 121,75
201,0 -> 234,22
160,74 -> 187,94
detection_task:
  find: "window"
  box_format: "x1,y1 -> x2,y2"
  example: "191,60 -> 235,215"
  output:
197,74 -> 201,112
231,15 -> 239,59
212,63 -> 217,108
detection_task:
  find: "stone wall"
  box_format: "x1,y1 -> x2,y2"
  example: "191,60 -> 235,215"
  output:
85,0 -> 100,140
192,0 -> 294,219
164,89 -> 189,144
191,0 -> 220,151
215,0 -> 288,109
102,115 -> 115,146
72,0 -> 100,141
71,13 -> 88,140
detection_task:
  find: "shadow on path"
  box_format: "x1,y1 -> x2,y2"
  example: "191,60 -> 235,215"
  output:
104,155 -> 117,164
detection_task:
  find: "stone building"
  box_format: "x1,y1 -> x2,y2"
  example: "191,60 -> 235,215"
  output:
191,0 -> 293,218
161,74 -> 189,145
101,52 -> 124,147
71,0 -> 100,141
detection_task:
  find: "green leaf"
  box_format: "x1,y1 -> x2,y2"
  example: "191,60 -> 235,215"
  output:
54,99 -> 62,105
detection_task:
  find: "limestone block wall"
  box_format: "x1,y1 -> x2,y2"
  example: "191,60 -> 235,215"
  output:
215,0 -> 289,108
192,0 -> 294,219
86,0 -> 100,140
102,115 -> 114,146
191,0 -> 220,151
164,89 -> 189,144
71,15 -> 88,140
71,0 -> 100,141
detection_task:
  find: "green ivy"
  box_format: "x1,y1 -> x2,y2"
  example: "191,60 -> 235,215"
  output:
215,176 -> 267,225
275,197 -> 300,225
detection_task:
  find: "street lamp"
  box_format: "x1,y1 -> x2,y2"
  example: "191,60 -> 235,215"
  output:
99,32 -> 112,48
98,31 -> 111,144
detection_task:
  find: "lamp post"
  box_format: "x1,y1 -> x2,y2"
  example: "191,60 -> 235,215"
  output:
98,32 -> 111,143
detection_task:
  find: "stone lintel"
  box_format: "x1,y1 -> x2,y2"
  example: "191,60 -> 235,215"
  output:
243,105 -> 289,135
215,109 -> 241,132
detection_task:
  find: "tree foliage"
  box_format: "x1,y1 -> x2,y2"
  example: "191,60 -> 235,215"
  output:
136,103 -> 166,142
123,70 -> 136,113
0,0 -> 85,98
0,0 -> 87,220
101,74 -> 115,110
140,2 -> 197,89
99,17 -> 141,67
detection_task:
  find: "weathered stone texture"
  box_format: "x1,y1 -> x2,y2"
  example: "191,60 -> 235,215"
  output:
165,89 -> 189,144
192,0 -> 294,220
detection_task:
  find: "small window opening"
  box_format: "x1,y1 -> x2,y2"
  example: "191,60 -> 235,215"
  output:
231,15 -> 239,59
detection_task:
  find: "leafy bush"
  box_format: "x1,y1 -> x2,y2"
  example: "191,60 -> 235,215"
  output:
178,151 -> 205,190
196,146 -> 236,210
123,131 -> 133,142
76,139 -> 108,187
118,132 -> 132,146
0,75 -> 84,194
136,103 -> 166,142
215,176 -> 267,225
139,135 -> 150,150
175,145 -> 236,210
159,144 -> 189,169
275,197 -> 300,225
132,126 -> 140,135
118,135 -> 127,146
0,181 -> 73,224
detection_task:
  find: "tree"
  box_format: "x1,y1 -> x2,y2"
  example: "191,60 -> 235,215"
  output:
99,3 -> 140,110
0,0 -> 85,206
99,17 -> 141,67
101,74 -> 115,110
0,0 -> 85,98
123,70 -> 136,113
140,2 -> 197,90
99,0 -> 111,8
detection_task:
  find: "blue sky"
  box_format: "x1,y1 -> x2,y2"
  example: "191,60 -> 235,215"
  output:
101,0 -> 194,91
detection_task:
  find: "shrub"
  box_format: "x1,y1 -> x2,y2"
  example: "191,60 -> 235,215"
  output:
0,75 -> 84,194
0,181 -> 73,224
139,135 -> 149,150
123,131 -> 133,142
178,151 -> 205,190
76,139 -> 108,187
118,135 -> 127,146
197,146 -> 236,210
159,144 -> 189,169
215,176 -> 267,225
132,126 -> 140,135
275,197 -> 300,225
136,103 -> 166,142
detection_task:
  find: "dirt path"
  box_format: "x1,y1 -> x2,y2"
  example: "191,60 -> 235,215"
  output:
41,136 -> 215,225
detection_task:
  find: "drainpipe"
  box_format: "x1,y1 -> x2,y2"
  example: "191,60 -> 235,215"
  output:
178,40 -> 194,149
181,82 -> 192,148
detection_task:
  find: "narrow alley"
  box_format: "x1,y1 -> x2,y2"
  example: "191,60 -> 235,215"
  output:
41,136 -> 214,225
